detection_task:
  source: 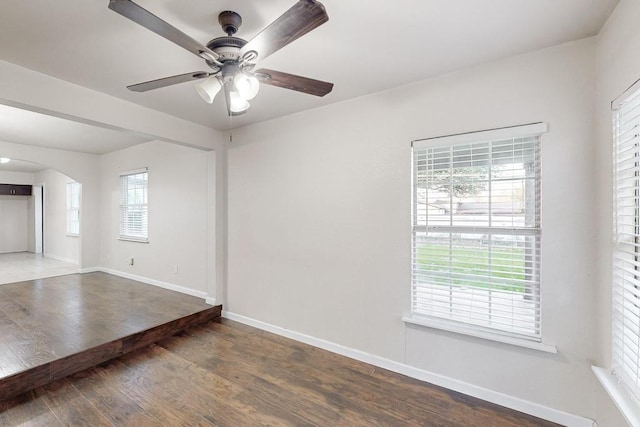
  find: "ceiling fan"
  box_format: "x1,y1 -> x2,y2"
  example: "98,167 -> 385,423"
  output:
108,0 -> 334,116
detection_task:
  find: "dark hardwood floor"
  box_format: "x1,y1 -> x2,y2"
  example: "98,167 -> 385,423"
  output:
0,272 -> 221,401
1,316 -> 561,426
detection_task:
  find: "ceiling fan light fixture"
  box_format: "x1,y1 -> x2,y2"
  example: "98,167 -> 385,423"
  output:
234,73 -> 260,100
0,158 -> 10,164
195,76 -> 222,104
109,0 -> 333,115
229,91 -> 250,113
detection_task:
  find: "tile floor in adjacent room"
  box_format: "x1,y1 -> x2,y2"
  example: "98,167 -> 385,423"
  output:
0,252 -> 78,285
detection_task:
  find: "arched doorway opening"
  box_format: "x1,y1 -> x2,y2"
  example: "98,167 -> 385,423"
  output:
0,158 -> 81,284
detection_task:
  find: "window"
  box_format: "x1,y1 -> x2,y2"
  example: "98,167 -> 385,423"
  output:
409,123 -> 546,342
612,80 -> 640,401
119,169 -> 148,242
66,182 -> 80,236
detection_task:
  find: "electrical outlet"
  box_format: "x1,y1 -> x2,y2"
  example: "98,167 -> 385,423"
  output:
129,257 -> 134,266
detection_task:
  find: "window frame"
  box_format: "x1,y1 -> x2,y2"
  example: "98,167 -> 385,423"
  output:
119,168 -> 149,243
66,181 -> 81,237
404,123 -> 554,352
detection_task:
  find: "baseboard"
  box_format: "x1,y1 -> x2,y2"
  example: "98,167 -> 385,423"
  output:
205,297 -> 217,306
223,311 -> 595,427
44,253 -> 79,265
96,268 -> 208,300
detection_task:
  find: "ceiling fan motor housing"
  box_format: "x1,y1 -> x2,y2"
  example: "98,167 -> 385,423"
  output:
218,11 -> 242,36
205,36 -> 247,68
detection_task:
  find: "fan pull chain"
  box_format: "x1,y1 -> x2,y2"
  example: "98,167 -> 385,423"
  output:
228,110 -> 234,143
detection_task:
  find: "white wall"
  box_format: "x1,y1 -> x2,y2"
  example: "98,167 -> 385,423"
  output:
227,38 -> 601,420
0,171 -> 33,253
0,171 -> 34,185
100,140 -> 213,297
593,0 -> 640,425
0,196 -> 28,253
33,169 -> 80,264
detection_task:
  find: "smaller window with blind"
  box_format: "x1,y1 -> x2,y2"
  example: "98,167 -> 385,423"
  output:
119,169 -> 148,242
410,123 -> 546,342
66,182 -> 81,236
612,79 -> 640,403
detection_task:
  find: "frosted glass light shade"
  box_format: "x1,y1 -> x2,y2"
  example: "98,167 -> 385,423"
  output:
230,91 -> 250,113
0,158 -> 9,164
195,76 -> 222,104
234,73 -> 260,100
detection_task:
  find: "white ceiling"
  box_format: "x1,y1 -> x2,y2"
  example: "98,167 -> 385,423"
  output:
0,104 -> 152,154
0,159 -> 46,173
0,0 -> 619,134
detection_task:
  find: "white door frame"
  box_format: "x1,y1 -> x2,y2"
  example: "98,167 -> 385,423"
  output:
33,183 -> 44,254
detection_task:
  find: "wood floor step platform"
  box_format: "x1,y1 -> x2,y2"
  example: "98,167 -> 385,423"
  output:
0,272 -> 221,401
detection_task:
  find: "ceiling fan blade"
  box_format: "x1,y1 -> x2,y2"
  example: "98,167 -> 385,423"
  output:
127,72 -> 210,92
255,69 -> 333,97
240,0 -> 328,62
108,0 -> 219,62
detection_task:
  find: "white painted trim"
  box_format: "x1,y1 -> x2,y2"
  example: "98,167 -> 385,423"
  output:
412,122 -> 548,149
593,366 -> 639,426
612,78 -> 640,110
120,167 -> 149,177
117,237 -> 150,244
98,267 -> 207,300
44,253 -> 79,265
403,316 -> 557,354
78,267 -> 217,304
223,311 -> 594,427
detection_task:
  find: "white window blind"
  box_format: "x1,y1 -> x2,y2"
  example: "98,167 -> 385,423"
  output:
411,123 -> 545,341
613,80 -> 640,401
119,169 -> 148,242
66,182 -> 80,236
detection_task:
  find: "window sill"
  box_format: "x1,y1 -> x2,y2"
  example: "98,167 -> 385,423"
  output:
402,315 -> 557,354
66,234 -> 79,238
592,366 -> 640,426
118,237 -> 149,244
